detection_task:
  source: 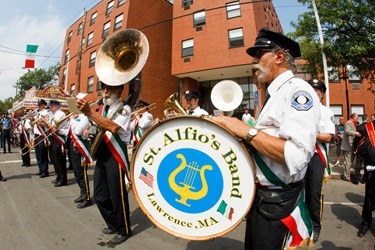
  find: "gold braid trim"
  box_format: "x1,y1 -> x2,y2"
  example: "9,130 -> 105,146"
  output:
119,165 -> 130,235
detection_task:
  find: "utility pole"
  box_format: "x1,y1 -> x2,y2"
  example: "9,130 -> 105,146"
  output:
76,9 -> 87,96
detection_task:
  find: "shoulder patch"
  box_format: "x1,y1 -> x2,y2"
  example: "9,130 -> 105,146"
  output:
291,91 -> 313,111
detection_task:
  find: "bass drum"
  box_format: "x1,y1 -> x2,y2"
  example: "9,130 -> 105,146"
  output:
131,116 -> 255,240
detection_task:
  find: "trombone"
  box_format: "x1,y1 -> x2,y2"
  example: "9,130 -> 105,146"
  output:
131,103 -> 156,120
21,113 -> 73,155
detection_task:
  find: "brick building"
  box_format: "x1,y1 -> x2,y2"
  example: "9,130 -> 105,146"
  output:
58,0 -> 374,121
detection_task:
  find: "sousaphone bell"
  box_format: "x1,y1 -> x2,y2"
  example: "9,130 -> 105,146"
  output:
95,29 -> 149,86
211,80 -> 243,116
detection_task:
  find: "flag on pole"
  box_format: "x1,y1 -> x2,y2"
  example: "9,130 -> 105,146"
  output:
25,44 -> 38,68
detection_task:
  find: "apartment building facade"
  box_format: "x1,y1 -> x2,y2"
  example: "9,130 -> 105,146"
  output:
58,0 -> 374,121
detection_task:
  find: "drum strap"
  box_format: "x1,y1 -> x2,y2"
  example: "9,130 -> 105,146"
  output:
250,147 -> 314,248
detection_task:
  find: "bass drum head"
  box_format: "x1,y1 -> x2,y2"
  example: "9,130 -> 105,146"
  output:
131,116 -> 255,240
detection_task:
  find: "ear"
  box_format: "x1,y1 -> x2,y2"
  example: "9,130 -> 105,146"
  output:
274,50 -> 285,65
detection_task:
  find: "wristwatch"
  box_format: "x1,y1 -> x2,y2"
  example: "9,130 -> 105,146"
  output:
246,128 -> 258,144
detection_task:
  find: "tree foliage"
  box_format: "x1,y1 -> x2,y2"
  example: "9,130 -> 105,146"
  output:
0,97 -> 15,115
290,0 -> 375,93
15,63 -> 60,100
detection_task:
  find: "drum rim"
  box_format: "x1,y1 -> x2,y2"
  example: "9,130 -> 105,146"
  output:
130,115 -> 256,240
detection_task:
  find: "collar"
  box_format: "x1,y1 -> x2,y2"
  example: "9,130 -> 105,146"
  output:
266,70 -> 294,96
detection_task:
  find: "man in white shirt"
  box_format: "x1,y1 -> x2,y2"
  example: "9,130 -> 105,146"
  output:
242,108 -> 255,125
184,90 -> 208,116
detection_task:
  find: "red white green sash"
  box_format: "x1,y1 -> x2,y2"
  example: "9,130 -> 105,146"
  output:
36,124 -> 50,145
132,119 -> 142,144
251,147 -> 314,248
103,131 -> 131,185
99,104 -> 131,185
366,122 -> 375,147
315,143 -> 331,182
21,126 -> 30,145
70,127 -> 92,164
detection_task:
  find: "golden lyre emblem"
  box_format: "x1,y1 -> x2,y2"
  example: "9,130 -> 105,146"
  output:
168,153 -> 213,207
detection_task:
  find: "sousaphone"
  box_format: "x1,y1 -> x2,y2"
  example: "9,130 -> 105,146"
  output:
95,29 -> 149,87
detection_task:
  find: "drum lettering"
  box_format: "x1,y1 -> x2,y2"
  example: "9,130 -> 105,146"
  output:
198,134 -> 209,143
211,140 -> 220,150
222,149 -> 242,199
143,148 -> 160,165
197,217 -> 218,228
143,154 -> 154,165
147,192 -> 193,228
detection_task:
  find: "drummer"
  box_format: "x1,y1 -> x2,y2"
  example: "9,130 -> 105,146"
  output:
184,90 -> 208,116
215,27 -> 320,249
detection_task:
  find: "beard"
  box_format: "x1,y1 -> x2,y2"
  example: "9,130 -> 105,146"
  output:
253,64 -> 271,83
103,92 -> 119,106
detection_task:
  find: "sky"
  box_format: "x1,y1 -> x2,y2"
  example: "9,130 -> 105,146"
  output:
0,0 -> 309,101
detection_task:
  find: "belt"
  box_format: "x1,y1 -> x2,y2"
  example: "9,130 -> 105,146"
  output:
256,179 -> 304,189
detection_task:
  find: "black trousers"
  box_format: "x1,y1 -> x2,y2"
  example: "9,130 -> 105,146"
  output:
361,172 -> 375,227
51,137 -> 67,184
70,141 -> 90,200
245,204 -> 287,249
2,129 -> 11,152
305,153 -> 325,233
34,136 -> 49,174
94,142 -> 131,236
20,134 -> 30,166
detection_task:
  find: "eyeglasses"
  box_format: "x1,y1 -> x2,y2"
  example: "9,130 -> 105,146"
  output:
253,49 -> 274,59
101,82 -> 117,90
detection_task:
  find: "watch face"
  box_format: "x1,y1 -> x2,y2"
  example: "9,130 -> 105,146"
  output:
249,128 -> 257,136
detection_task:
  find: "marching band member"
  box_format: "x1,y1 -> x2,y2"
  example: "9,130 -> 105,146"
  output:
69,113 -> 93,209
215,28 -> 320,249
44,100 -> 68,187
18,114 -> 32,167
33,99 -> 52,178
131,100 -> 153,147
184,90 -> 208,116
76,81 -> 132,245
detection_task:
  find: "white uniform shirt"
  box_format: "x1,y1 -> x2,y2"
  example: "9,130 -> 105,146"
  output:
255,70 -> 321,186
318,103 -> 335,149
105,99 -> 131,143
188,107 -> 208,116
53,109 -> 69,136
33,109 -> 53,135
137,111 -> 153,135
70,114 -> 90,139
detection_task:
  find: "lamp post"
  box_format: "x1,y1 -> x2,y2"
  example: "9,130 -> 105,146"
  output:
340,66 -> 350,119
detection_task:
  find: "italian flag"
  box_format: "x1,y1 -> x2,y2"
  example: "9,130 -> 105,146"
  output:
25,44 -> 38,68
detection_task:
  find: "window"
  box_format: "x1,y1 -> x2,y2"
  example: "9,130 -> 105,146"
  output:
89,51 -> 96,67
328,66 -> 340,82
62,68 -> 67,85
118,0 -> 125,6
182,39 -> 194,57
87,76 -> 94,93
114,14 -> 123,30
78,22 -> 83,35
347,65 -> 361,82
90,12 -> 97,25
228,28 -> 244,48
330,105 -> 343,124
87,32 -> 94,46
64,49 -> 70,64
193,11 -> 206,27
70,84 -> 75,97
67,31 -> 73,44
227,1 -> 241,19
182,0 -> 193,8
351,105 -> 364,118
102,22 -> 111,38
106,1 -> 114,16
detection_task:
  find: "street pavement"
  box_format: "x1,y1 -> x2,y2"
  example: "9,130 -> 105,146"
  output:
0,146 -> 374,250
